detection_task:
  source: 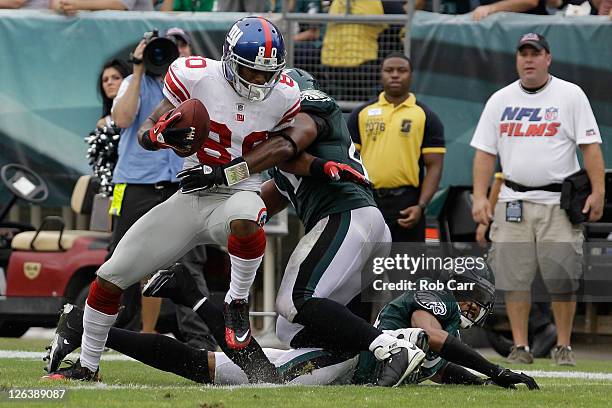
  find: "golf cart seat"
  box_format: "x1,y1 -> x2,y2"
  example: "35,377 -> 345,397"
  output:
11,176 -> 111,252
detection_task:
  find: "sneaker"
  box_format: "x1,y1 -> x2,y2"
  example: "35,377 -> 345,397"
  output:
223,299 -> 251,350
376,335 -> 427,387
43,304 -> 84,373
551,345 -> 576,366
506,345 -> 534,364
42,359 -> 99,381
142,263 -> 203,308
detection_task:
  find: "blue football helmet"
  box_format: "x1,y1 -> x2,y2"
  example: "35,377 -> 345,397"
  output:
222,16 -> 287,102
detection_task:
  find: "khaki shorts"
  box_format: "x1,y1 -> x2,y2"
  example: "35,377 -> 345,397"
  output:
489,201 -> 583,294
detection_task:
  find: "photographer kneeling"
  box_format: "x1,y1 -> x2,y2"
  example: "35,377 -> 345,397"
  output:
109,29 -> 216,350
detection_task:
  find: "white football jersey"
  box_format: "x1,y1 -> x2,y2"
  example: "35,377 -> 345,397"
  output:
163,57 -> 301,191
471,76 -> 601,204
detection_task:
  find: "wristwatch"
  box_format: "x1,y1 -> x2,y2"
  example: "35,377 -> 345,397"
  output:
418,202 -> 427,211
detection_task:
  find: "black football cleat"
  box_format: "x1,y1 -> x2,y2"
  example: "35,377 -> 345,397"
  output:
223,299 -> 251,350
376,336 -> 427,388
42,359 -> 99,382
43,304 -> 84,373
142,263 -> 203,308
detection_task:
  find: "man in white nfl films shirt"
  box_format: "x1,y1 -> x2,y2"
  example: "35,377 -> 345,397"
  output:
470,33 -> 605,366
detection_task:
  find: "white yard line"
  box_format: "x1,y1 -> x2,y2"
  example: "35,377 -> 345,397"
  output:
0,350 -> 134,361
521,370 -> 612,381
3,349 -> 612,384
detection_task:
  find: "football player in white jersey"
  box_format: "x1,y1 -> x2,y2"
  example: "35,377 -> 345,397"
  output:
44,16 -> 303,381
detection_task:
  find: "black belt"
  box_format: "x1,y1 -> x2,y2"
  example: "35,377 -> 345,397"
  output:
504,180 -> 562,193
153,181 -> 179,190
130,181 -> 179,190
373,186 -> 417,198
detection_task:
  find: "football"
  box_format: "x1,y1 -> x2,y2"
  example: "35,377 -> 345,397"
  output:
171,98 -> 210,157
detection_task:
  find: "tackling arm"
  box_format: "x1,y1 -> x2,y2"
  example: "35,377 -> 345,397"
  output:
410,310 -> 450,352
240,112 -> 319,174
411,310 -> 539,389
430,362 -> 485,385
260,180 -> 290,218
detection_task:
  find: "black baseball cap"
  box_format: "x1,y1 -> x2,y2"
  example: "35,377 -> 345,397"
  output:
165,27 -> 192,46
516,32 -> 550,53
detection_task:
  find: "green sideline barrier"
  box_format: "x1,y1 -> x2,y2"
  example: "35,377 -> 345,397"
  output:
0,10 -> 241,205
410,12 -> 612,187
0,10 -> 610,205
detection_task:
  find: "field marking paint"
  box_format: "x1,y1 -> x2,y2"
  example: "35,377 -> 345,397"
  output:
0,350 -> 134,361
522,370 -> 612,381
2,350 -> 612,383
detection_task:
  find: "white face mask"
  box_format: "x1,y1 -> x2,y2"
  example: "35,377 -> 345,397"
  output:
459,315 -> 473,329
223,54 -> 283,102
458,303 -> 488,329
233,75 -> 270,102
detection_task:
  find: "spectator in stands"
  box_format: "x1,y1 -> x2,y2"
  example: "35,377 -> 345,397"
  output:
595,0 -> 612,13
471,0 -> 548,20
50,0 -> 152,15
97,59 -> 131,130
546,0 -> 600,14
160,0 -> 213,11
321,0 -> 407,102
471,33 -> 605,366
216,0 -> 266,11
109,29 -> 216,350
348,53 -> 445,242
165,27 -> 194,58
0,0 -> 47,8
270,0 -> 325,41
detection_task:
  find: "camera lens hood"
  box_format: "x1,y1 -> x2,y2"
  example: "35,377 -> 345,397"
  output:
143,37 -> 179,76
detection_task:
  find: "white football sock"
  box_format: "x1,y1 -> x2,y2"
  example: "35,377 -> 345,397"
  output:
80,304 -> 117,372
225,253 -> 263,303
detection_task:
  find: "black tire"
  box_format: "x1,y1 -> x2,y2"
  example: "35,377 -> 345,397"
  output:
74,285 -> 90,309
485,329 -> 514,357
531,323 -> 557,358
0,320 -> 30,338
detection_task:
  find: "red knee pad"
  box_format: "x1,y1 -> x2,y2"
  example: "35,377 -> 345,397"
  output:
228,228 -> 266,260
86,280 -> 122,315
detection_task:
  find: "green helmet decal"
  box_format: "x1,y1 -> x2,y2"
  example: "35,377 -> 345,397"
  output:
284,68 -> 320,91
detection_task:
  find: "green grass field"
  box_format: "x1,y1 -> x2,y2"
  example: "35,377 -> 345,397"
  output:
0,338 -> 610,408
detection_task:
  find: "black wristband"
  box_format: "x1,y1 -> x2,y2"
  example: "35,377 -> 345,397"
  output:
278,133 -> 299,159
440,362 -> 485,385
309,157 -> 326,179
129,52 -> 143,65
140,129 -> 159,151
439,335 -> 501,378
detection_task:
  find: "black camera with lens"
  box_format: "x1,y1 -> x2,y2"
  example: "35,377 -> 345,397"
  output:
142,30 -> 179,76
